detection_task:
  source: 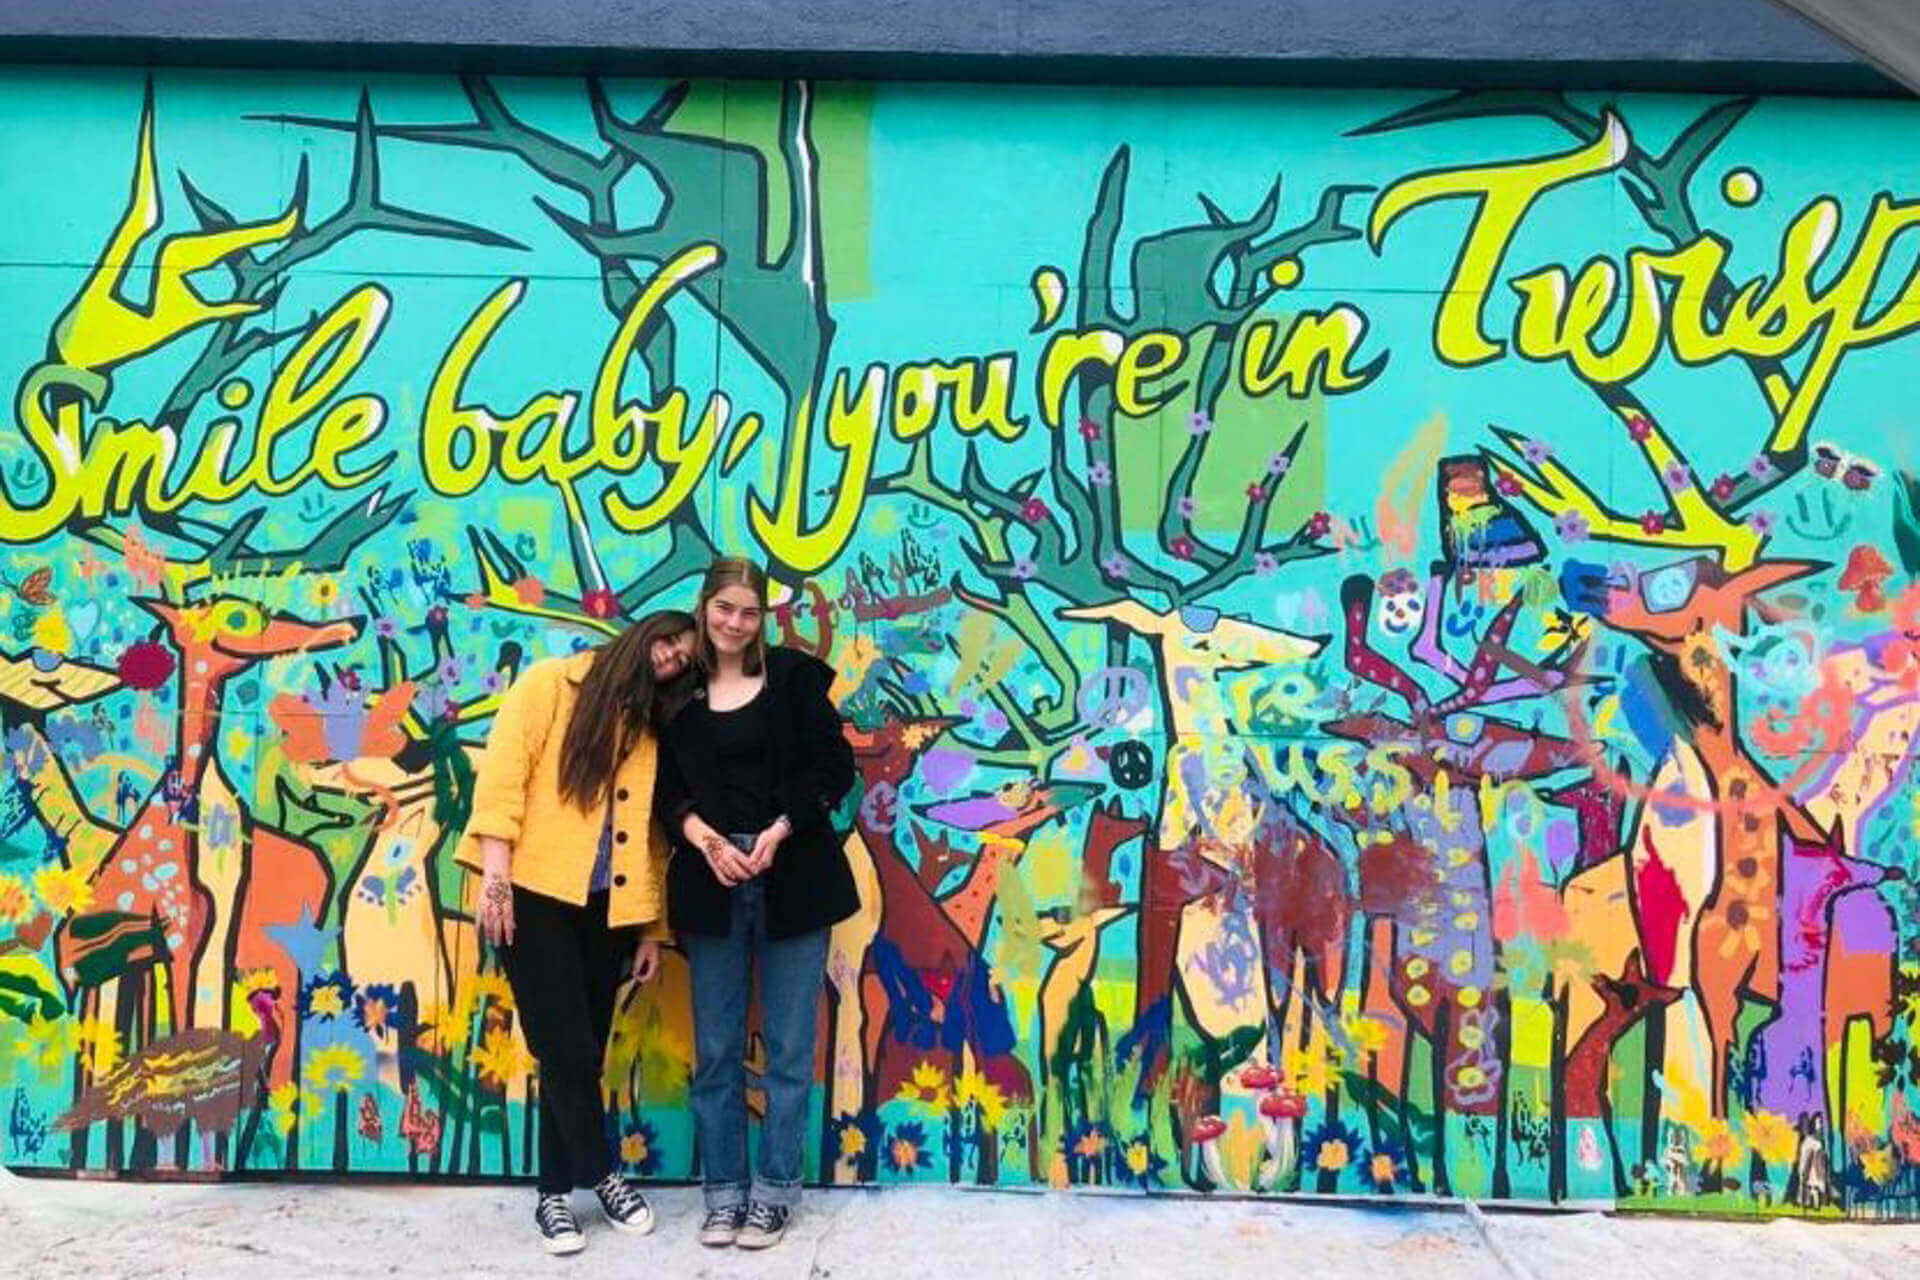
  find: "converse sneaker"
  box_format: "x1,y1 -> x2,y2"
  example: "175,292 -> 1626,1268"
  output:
699,1204 -> 748,1247
592,1172 -> 655,1235
735,1201 -> 791,1250
535,1194 -> 585,1255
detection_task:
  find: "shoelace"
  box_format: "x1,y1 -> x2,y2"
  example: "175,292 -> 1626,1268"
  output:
537,1196 -> 577,1234
704,1206 -> 743,1228
598,1176 -> 647,1218
744,1203 -> 783,1231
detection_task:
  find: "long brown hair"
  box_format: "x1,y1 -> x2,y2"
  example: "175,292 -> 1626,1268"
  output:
694,557 -> 771,678
557,608 -> 696,808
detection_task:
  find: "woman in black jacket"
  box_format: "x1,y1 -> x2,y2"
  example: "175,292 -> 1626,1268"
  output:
654,557 -> 857,1251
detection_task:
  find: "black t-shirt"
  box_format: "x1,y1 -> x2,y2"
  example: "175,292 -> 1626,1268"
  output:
699,687 -> 775,834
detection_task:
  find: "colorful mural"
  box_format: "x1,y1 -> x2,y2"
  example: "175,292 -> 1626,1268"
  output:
4,67 -> 1920,1217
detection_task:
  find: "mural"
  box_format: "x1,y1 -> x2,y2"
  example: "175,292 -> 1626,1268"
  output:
4,67 -> 1920,1218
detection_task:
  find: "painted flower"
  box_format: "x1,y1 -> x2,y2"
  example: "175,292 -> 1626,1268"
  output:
1171,537 -> 1196,560
353,982 -> 409,1036
953,1067 -> 1008,1129
1554,510 -> 1591,542
1748,454 -> 1778,481
1302,1119 -> 1365,1175
1254,552 -> 1279,576
373,616 -> 400,640
1711,474 -> 1739,501
1366,1141 -> 1410,1192
0,872 -> 33,925
471,1024 -> 533,1089
1860,1145 -> 1896,1186
426,998 -> 473,1054
1245,483 -> 1267,502
267,1082 -> 314,1138
304,1043 -> 368,1095
1743,1110 -> 1797,1164
31,863 -> 91,916
895,1060 -> 951,1115
828,1112 -> 883,1168
425,604 -> 449,628
1101,553 -> 1128,579
1662,461 -> 1693,493
1188,411 -> 1213,436
1011,558 -> 1038,581
1088,461 -> 1113,486
310,576 -> 341,609
1625,413 -> 1654,442
1119,1135 -> 1167,1189
582,588 -> 621,620
1178,495 -> 1197,519
1304,511 -> 1332,540
482,670 -> 506,694
1078,417 -> 1102,442
299,971 -> 355,1023
887,1122 -> 933,1174
1521,438 -> 1553,466
619,1120 -> 662,1176
1267,452 -> 1292,476
1495,473 -> 1523,497
1639,510 -> 1667,536
437,658 -> 462,685
1748,511 -> 1777,538
470,969 -> 516,1011
1021,497 -> 1050,524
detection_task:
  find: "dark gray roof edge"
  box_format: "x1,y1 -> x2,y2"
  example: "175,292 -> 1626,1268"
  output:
0,39 -> 1902,97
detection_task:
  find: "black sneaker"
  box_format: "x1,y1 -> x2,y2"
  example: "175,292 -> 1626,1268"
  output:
700,1204 -> 748,1247
592,1172 -> 655,1235
535,1193 -> 585,1255
736,1201 -> 790,1250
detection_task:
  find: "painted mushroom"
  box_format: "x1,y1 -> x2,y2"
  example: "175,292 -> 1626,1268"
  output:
1239,1063 -> 1282,1092
1257,1087 -> 1307,1189
1839,544 -> 1894,612
1191,1114 -> 1230,1188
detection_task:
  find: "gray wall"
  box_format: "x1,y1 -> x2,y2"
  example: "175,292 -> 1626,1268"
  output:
0,0 -> 1887,93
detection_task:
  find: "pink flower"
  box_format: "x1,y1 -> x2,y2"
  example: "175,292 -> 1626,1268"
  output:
1078,417 -> 1102,442
1711,474 -> 1738,502
1171,537 -> 1195,560
582,588 -> 621,619
1305,512 -> 1332,540
1639,510 -> 1666,536
1495,474 -> 1523,497
1021,497 -> 1050,524
1624,414 -> 1654,442
1246,483 -> 1267,502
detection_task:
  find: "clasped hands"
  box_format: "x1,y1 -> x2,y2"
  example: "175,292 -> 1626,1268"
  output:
688,813 -> 791,886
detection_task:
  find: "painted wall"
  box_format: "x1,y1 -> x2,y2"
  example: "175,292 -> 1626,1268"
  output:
3,67 -> 1919,1218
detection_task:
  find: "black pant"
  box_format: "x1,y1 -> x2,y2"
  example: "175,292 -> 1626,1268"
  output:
496,887 -> 634,1195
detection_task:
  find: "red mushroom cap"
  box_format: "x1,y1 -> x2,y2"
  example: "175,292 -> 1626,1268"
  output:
1192,1115 -> 1228,1141
1239,1064 -> 1282,1091
1840,544 -> 1894,589
1261,1089 -> 1308,1119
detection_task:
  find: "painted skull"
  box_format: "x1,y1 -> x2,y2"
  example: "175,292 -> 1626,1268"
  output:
1375,568 -> 1425,635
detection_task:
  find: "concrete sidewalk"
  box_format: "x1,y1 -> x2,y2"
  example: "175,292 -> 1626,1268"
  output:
6,1169 -> 1920,1279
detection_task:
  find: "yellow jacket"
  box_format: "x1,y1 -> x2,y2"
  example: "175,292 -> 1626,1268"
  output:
455,650 -> 671,935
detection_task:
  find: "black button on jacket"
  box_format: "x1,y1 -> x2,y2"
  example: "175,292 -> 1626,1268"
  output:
655,646 -> 859,939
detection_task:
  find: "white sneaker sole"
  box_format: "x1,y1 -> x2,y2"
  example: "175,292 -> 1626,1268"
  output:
540,1233 -> 586,1256
736,1229 -> 786,1250
700,1230 -> 739,1248
604,1209 -> 655,1236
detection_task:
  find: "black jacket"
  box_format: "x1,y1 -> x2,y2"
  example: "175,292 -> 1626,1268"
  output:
655,646 -> 859,939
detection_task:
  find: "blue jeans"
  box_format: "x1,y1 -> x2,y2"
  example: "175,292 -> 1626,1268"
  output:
684,841 -> 830,1210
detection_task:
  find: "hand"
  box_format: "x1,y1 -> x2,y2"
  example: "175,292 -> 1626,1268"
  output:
745,816 -> 791,876
699,830 -> 755,886
633,939 -> 661,984
478,871 -> 515,947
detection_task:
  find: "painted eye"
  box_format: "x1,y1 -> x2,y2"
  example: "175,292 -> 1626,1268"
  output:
1843,462 -> 1877,491
1640,562 -> 1699,614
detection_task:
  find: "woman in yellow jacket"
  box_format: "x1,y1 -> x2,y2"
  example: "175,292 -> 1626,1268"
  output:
457,608 -> 694,1256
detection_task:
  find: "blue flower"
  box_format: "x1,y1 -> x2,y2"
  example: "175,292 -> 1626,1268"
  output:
352,982 -> 410,1035
299,970 -> 356,1023
618,1119 -> 662,1176
885,1122 -> 933,1174
827,1111 -> 884,1177
1301,1118 -> 1367,1182
1117,1133 -> 1167,1189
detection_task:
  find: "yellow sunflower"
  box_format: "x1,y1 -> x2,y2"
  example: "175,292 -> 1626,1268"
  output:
304,1043 -> 367,1095
895,1060 -> 950,1115
31,864 -> 91,916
